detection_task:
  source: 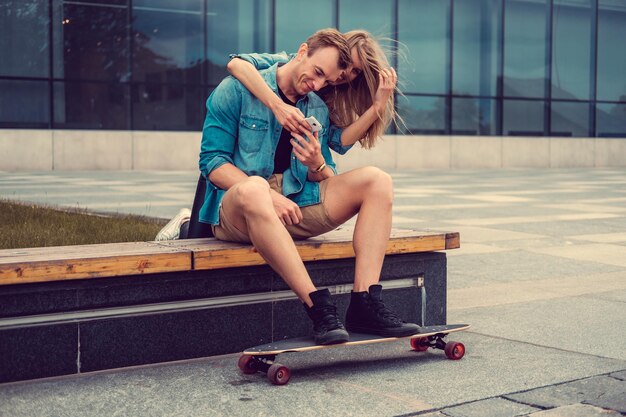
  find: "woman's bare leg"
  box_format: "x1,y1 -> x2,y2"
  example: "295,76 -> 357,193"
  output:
322,167 -> 393,291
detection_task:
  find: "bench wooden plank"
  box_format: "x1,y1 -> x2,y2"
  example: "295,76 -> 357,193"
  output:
158,228 -> 460,271
445,232 -> 460,250
0,242 -> 192,285
0,229 -> 459,286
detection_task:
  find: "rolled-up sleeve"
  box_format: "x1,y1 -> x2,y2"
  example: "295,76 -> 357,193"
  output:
229,52 -> 291,70
199,77 -> 241,178
328,125 -> 354,155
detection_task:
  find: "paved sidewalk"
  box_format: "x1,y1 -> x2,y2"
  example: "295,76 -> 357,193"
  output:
0,168 -> 625,416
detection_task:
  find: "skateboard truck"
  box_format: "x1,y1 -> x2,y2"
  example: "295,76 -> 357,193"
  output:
409,333 -> 466,360
238,354 -> 291,385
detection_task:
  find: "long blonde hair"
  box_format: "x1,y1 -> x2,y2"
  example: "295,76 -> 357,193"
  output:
320,30 -> 399,149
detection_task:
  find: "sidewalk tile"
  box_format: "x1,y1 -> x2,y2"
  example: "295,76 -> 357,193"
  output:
525,403 -> 621,416
505,376 -> 625,410
527,243 -> 626,268
442,398 -> 539,417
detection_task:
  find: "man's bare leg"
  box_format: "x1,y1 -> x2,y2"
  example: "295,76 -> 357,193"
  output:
218,176 -> 349,345
219,176 -> 317,306
322,166 -> 393,291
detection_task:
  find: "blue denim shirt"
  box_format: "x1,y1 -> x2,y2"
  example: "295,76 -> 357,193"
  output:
198,64 -> 338,225
231,52 -> 353,156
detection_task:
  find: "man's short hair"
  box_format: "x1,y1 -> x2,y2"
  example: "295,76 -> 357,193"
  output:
305,28 -> 351,70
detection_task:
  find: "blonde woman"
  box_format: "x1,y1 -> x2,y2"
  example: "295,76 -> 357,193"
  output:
155,31 -> 400,242
227,30 -> 399,153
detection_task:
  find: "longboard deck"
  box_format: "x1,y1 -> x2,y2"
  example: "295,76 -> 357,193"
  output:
244,324 -> 470,355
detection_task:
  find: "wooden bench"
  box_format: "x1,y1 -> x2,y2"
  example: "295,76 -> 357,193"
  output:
0,227 -> 459,383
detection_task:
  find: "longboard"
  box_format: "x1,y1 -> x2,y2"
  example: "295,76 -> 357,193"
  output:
239,323 -> 470,385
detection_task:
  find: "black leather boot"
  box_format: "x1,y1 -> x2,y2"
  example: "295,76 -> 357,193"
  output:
303,289 -> 350,345
345,284 -> 420,337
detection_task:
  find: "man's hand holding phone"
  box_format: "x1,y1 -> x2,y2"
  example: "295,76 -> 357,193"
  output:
290,121 -> 324,173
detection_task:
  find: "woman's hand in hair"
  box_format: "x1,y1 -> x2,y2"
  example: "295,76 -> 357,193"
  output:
373,67 -> 397,112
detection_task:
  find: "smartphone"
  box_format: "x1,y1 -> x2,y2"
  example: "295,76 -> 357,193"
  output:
304,116 -> 323,133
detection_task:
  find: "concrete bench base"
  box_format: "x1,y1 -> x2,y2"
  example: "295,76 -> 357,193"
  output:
0,251 -> 446,383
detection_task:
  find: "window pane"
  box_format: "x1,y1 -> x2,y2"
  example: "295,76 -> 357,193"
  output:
133,2 -> 203,85
132,84 -> 206,130
453,0 -> 500,97
596,103 -> 626,137
52,1 -> 129,81
339,0 -> 393,37
452,98 -> 497,135
133,0 -> 198,9
275,0 -> 333,53
551,101 -> 590,137
70,0 -> 126,4
53,82 -> 129,129
0,80 -> 49,127
398,0 -> 449,94
207,0 -> 272,86
397,95 -> 446,134
0,0 -> 49,77
597,0 -> 626,101
503,0 -> 548,98
503,99 -> 544,135
552,0 -> 592,100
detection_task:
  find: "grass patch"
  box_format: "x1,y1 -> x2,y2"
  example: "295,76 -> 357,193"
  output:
0,200 -> 166,249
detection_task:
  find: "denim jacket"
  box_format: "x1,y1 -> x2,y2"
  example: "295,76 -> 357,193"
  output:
198,64 -> 338,225
231,52 -> 353,156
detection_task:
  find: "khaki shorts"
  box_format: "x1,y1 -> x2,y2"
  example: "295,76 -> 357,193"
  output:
211,174 -> 341,243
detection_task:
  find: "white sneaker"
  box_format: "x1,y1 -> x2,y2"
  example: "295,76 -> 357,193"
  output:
155,208 -> 191,241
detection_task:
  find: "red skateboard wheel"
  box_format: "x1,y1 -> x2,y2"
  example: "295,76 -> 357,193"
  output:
444,341 -> 465,360
267,363 -> 291,385
238,355 -> 258,374
410,337 -> 429,352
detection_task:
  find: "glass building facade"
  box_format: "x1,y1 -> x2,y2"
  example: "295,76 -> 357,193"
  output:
0,0 -> 624,137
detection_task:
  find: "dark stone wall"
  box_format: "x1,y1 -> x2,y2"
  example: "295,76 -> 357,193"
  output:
0,252 -> 447,383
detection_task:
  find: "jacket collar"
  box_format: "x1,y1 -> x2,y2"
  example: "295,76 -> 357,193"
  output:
261,63 -> 309,104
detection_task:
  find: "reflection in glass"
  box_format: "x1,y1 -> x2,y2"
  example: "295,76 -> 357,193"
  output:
133,0 -> 199,10
452,98 -> 496,135
397,95 -> 446,134
54,82 -> 129,129
275,0 -> 333,53
70,0 -> 126,4
1,0 -> 624,138
552,0 -> 592,100
503,0 -> 548,98
597,0 -> 626,101
53,1 -> 129,81
398,0 -> 448,94
132,84 -> 206,130
453,0 -> 500,97
133,3 -> 203,85
551,101 -> 589,137
0,0 -> 50,77
339,0 -> 393,38
207,0 -> 271,86
596,103 -> 626,137
0,80 -> 49,126
503,99 -> 544,135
